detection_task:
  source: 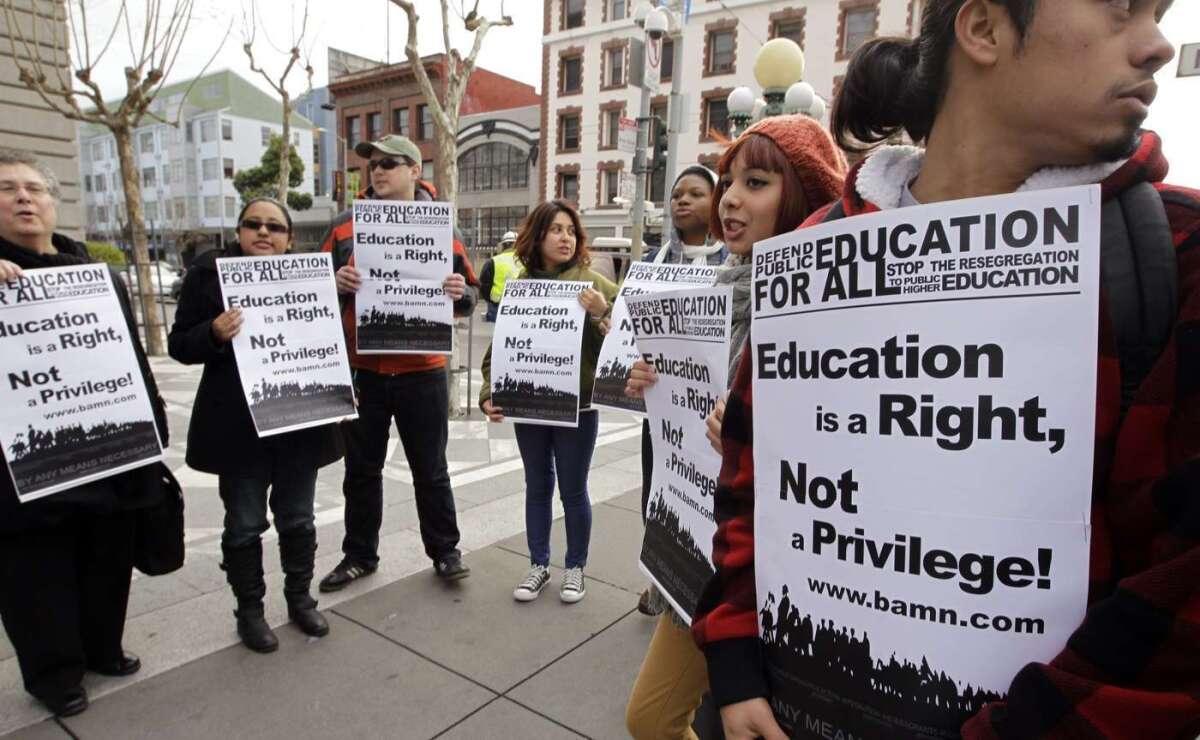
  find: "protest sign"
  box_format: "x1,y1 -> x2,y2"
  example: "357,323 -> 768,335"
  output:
751,186 -> 1100,738
218,253 -> 357,436
491,279 -> 588,427
352,200 -> 454,354
592,262 -> 718,414
629,286 -> 731,622
0,264 -> 162,502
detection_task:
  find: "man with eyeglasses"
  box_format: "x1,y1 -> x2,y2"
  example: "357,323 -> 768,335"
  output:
318,134 -> 477,591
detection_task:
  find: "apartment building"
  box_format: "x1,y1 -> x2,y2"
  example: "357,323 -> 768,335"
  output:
78,69 -> 315,247
540,0 -> 923,238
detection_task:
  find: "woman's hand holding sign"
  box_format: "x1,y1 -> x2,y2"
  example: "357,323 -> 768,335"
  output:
442,273 -> 466,301
335,265 -> 361,294
0,259 -> 23,280
579,287 -> 608,318
481,399 -> 504,422
210,308 -> 243,343
706,393 -> 727,453
624,359 -> 658,399
720,699 -> 787,740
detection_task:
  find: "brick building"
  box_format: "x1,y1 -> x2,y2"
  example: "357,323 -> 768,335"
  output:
539,0 -> 925,239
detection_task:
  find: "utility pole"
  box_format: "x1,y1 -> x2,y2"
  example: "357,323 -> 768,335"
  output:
660,26 -> 685,241
629,88 -> 653,264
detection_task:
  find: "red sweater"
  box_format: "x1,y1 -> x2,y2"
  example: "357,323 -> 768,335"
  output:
691,132 -> 1200,738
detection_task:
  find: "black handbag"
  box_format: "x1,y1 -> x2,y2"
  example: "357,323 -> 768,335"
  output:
134,463 -> 185,576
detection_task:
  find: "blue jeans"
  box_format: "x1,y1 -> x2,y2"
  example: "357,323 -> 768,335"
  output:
219,459 -> 319,549
514,410 -> 599,569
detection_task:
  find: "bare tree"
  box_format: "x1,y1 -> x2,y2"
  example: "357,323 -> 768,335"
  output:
241,0 -> 315,204
389,0 -> 512,202
1,0 -> 228,354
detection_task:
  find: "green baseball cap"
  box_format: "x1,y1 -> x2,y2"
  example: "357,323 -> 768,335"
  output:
355,134 -> 421,164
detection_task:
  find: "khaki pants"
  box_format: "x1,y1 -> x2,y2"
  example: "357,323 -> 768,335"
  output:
626,614 -> 710,740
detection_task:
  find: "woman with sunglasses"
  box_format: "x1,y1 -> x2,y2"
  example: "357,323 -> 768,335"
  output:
169,197 -> 343,653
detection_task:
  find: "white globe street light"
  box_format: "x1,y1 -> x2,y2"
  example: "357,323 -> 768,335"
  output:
754,38 -> 805,116
784,81 -> 815,115
809,95 -> 827,121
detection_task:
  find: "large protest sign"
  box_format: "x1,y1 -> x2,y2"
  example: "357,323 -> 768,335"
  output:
592,262 -> 718,414
629,286 -> 731,622
491,279 -> 588,427
0,264 -> 162,502
352,200 -> 453,354
218,253 -> 357,436
751,186 -> 1100,738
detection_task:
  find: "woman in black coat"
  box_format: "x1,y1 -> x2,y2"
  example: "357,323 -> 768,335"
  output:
0,150 -> 168,717
168,197 -> 342,653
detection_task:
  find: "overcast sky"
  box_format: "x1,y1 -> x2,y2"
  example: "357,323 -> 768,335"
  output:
75,0 -> 1198,184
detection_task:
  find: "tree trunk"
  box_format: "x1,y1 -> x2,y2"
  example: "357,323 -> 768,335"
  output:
114,128 -> 166,355
278,92 -> 292,202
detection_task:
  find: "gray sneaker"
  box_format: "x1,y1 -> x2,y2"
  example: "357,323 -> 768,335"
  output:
513,565 -> 551,602
560,567 -> 586,604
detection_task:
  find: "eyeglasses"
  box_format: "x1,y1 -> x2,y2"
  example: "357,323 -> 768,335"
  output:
239,218 -> 289,235
0,182 -> 50,197
368,158 -> 405,172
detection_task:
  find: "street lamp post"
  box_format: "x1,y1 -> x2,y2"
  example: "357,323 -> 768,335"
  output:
727,38 -> 825,138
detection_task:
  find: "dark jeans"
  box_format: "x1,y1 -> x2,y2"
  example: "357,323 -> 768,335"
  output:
218,454 -> 319,549
514,410 -> 599,569
0,509 -> 135,703
484,301 -> 499,322
341,368 -> 461,567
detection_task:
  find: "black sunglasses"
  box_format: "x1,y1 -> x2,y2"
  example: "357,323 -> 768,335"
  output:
240,218 -> 289,235
369,157 -> 406,171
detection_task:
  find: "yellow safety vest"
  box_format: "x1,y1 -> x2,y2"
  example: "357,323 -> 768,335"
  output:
491,250 -> 518,303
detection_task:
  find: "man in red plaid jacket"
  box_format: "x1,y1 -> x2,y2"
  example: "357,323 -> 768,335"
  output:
692,1 -> 1200,738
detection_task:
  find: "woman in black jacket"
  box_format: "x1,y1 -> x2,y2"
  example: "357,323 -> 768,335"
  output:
0,149 -> 168,717
168,197 -> 342,653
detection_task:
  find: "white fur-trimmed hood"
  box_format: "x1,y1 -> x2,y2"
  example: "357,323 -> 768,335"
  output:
853,145 -> 1128,210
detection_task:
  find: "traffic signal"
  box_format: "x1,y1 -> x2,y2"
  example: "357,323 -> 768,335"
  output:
650,115 -> 668,175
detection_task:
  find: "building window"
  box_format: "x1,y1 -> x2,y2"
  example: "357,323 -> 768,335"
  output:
161,165 -> 171,185
366,112 -> 382,143
600,167 -> 621,207
94,174 -> 106,193
560,54 -> 583,95
91,142 -> 104,161
600,107 -> 623,150
139,131 -> 155,154
773,19 -> 805,48
661,39 -> 674,81
172,162 -> 185,183
221,119 -> 233,141
706,29 -> 736,75
225,196 -> 236,219
603,45 -> 625,88
563,0 -> 584,29
96,205 -> 108,223
557,172 -> 579,203
223,158 -> 234,179
111,172 -> 120,190
204,196 -> 219,218
459,205 -> 528,249
840,3 -> 878,58
202,158 -> 218,181
702,96 -> 730,140
417,105 -> 433,141
346,116 -> 361,149
608,0 -> 627,21
458,142 -> 529,193
200,119 -> 215,142
142,166 -> 156,187
173,198 -> 186,220
84,175 -> 92,192
185,122 -> 193,143
558,113 -> 581,152
144,201 -> 158,221
261,126 -> 271,145
392,107 -> 409,137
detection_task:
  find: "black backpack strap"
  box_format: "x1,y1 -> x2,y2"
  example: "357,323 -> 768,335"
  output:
1100,182 -> 1177,414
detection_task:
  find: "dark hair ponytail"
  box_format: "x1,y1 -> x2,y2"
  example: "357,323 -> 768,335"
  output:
832,0 -> 1038,154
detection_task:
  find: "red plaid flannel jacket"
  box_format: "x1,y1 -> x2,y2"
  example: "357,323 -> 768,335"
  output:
691,131 -> 1200,738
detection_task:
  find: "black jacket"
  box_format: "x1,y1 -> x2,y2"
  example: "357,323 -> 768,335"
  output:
0,234 -> 168,534
168,250 -> 343,475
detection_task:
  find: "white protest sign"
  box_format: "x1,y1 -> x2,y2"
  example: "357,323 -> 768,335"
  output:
629,286 -> 731,622
491,279 -> 588,427
218,253 -> 357,437
592,262 -> 718,414
752,186 -> 1100,738
352,200 -> 453,354
0,264 -> 162,502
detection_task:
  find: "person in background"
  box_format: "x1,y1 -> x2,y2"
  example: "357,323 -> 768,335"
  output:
168,197 -> 343,654
479,230 -> 518,322
318,134 -> 477,592
0,148 -> 168,717
623,118 -> 846,739
479,200 -> 618,605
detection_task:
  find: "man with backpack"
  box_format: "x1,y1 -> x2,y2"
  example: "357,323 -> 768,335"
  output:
692,1 -> 1200,738
317,134 -> 478,591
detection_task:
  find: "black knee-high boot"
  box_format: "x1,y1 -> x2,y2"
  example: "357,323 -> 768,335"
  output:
221,541 -> 279,653
278,529 -> 329,637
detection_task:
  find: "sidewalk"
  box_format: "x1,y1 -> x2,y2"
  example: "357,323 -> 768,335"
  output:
0,317 -> 683,739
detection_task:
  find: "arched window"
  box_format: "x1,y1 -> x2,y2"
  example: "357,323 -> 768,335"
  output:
458,142 -> 529,193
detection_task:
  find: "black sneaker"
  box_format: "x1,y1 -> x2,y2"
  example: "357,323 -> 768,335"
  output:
434,553 -> 470,581
318,559 -> 377,593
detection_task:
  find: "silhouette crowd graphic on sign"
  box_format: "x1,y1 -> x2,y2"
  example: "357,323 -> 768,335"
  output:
249,380 -> 351,406
8,420 -> 154,462
646,490 -> 708,565
358,306 -> 446,330
761,587 -> 1005,722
